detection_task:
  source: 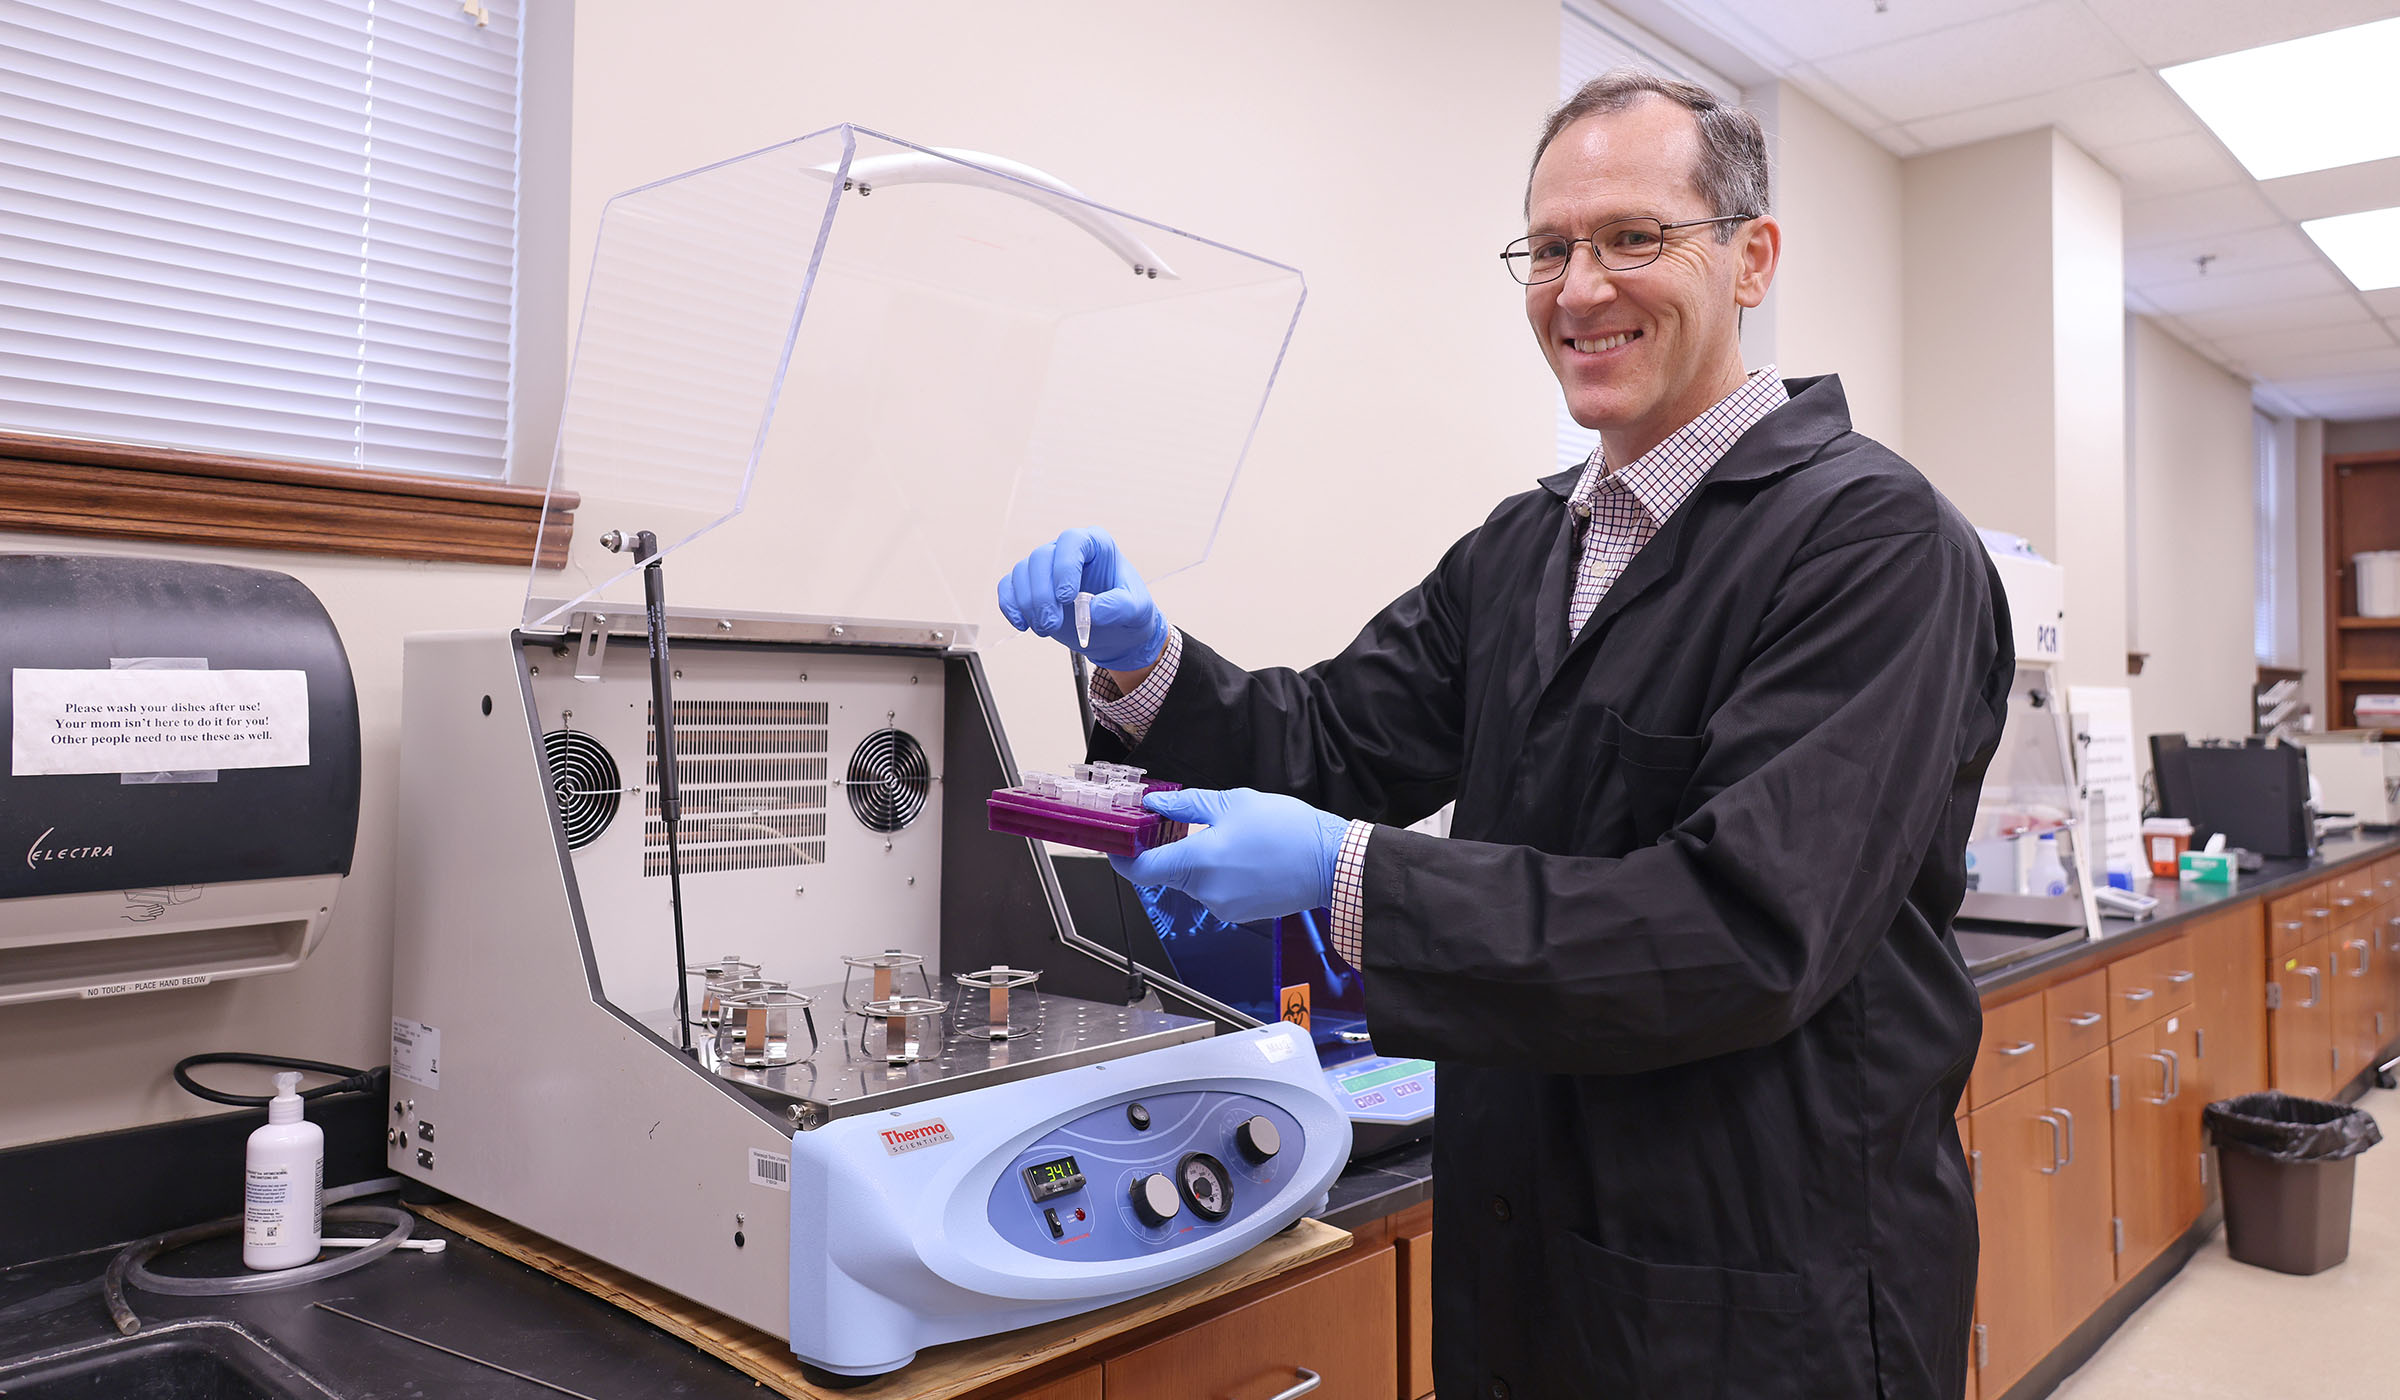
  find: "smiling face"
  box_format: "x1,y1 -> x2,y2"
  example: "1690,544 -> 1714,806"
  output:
1525,96 -> 1778,464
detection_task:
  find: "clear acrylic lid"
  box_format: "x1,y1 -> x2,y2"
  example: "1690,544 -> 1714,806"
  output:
525,126 -> 1306,638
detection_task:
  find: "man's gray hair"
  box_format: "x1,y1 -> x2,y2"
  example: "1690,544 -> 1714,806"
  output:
1526,68 -> 1770,236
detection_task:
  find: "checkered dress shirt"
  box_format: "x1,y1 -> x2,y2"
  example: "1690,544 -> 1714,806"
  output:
1096,366 -> 1789,966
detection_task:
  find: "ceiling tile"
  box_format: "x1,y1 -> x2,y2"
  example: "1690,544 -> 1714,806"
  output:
2240,345 -> 2400,382
2204,320 -> 2400,363
2179,292 -> 2374,339
1784,64 -> 1906,134
1675,0 -> 2044,66
2094,130 -> 2248,201
2079,0 -> 2400,69
1812,2 -> 2137,125
1901,71 -> 2197,153
2138,261 -> 2352,317
2259,156 -> 2400,222
2122,182 -> 2285,247
2124,224 -> 2321,288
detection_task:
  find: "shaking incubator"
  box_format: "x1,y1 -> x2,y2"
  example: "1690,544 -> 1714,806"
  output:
387,127 -> 1348,1381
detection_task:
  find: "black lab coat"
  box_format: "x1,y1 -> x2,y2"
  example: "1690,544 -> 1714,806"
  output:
1094,377 -> 2015,1398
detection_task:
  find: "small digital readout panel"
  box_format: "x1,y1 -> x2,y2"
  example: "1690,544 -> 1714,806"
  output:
1023,1156 -> 1086,1202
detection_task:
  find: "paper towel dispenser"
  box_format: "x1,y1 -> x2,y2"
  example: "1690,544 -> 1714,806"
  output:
0,554 -> 360,1003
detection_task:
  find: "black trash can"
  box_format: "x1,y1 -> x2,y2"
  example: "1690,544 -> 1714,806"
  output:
2204,1091 -> 2382,1275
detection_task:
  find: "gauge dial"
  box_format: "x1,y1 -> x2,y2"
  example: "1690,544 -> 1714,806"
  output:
1177,1151 -> 1233,1221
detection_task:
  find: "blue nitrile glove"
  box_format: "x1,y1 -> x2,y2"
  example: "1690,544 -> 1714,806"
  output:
995,527 -> 1170,674
1112,788 -> 1347,926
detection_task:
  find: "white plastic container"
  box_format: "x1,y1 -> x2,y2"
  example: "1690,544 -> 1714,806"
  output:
2029,833 -> 2070,897
2354,551 -> 2400,618
242,1071 -> 323,1270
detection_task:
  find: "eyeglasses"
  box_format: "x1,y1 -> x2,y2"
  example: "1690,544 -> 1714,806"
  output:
1500,214 -> 1756,285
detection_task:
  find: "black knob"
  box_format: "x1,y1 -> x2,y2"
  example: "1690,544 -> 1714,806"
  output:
1234,1114 -> 1281,1163
1131,1172 -> 1181,1226
1127,1101 -> 1151,1131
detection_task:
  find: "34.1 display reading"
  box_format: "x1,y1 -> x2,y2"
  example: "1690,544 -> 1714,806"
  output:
1022,1156 -> 1086,1202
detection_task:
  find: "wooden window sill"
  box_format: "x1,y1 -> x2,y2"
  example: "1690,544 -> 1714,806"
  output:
0,431 -> 573,567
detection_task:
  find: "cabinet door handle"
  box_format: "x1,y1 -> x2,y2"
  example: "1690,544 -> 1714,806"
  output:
1997,1040 -> 2038,1057
1257,1368 -> 1323,1400
2165,970 -> 2195,985
2160,1047 -> 2180,1101
2146,1051 -> 2174,1105
2037,1112 -> 2064,1175
2300,966 -> 2323,1008
1970,1147 -> 1983,1195
2124,987 -> 2155,1003
2052,1105 -> 2076,1168
2347,939 -> 2372,976
2066,1011 -> 2104,1027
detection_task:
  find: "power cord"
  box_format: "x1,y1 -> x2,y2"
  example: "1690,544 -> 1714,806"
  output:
172,1052 -> 386,1109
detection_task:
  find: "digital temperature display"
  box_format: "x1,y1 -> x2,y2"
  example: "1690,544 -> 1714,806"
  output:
1022,1156 -> 1085,1202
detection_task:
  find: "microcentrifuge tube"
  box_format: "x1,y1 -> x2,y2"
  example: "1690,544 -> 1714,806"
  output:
1074,592 -> 1093,649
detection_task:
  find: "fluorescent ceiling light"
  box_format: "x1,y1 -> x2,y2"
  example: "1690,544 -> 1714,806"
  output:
2303,206 -> 2400,291
2160,18 -> 2400,181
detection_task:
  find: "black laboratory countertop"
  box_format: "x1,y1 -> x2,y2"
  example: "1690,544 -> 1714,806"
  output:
0,1152 -> 1437,1400
1968,829 -> 2400,999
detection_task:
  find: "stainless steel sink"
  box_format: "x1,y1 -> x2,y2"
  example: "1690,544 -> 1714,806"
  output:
0,1321 -> 338,1399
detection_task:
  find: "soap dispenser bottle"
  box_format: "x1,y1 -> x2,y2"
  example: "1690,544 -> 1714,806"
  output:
243,1071 -> 323,1270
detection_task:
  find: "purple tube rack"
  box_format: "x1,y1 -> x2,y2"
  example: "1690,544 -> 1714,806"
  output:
986,779 -> 1186,858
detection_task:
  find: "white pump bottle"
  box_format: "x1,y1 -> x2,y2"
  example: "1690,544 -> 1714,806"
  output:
242,1071 -> 324,1270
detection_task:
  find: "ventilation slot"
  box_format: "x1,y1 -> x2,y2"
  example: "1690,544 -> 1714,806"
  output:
543,730 -> 621,850
845,728 -> 932,833
646,700 -> 830,876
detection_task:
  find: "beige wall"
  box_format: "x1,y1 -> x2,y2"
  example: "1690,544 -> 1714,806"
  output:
1902,129 -> 2128,693
1759,83 -> 1905,450
2,0 -> 1562,1149
2126,317 -> 2257,777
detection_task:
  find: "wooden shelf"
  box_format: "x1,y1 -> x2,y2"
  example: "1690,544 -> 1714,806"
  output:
2338,616 -> 2400,629
2336,669 -> 2400,682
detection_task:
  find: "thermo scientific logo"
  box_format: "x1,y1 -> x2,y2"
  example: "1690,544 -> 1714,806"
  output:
26,827 -> 115,870
878,1119 -> 954,1156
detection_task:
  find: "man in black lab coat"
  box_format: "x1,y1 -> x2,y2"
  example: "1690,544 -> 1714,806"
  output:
999,73 -> 2012,1398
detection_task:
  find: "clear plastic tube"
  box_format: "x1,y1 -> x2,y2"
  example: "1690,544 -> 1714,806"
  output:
103,1192 -> 415,1336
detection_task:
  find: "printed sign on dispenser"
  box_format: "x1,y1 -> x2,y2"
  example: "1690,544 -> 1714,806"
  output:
11,669 -> 310,776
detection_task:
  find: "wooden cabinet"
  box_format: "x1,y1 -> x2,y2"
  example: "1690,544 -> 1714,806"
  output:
998,1370 -> 1102,1400
2331,917 -> 2381,1088
1970,993 -> 2049,1108
2188,905 -> 2268,1104
1104,1245 -> 1397,1400
2044,970 -> 2111,1073
1396,1225 -> 1433,1400
2271,935 -> 2339,1100
2105,934 -> 2192,1040
2109,1015 -> 2203,1279
2324,449 -> 2400,726
1968,1079 -> 2055,1396
2044,1051 -> 2115,1326
2267,884 -> 2328,960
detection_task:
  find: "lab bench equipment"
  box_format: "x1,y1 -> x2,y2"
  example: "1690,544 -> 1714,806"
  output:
385,126 -> 1346,1382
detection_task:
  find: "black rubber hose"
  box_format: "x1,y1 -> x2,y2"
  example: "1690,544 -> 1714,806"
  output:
172,1052 -> 387,1108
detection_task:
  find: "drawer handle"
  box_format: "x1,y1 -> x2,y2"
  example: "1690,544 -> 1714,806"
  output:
1258,1369 -> 1323,1400
2165,970 -> 2194,985
1997,1040 -> 2037,1057
2066,1011 -> 2104,1027
2337,897 -> 2359,909
2123,987 -> 2155,1003
2280,921 -> 2306,932
2310,908 -> 2332,920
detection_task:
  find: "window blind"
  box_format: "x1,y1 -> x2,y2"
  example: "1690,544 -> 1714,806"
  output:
1551,3 -> 1735,475
0,0 -> 519,480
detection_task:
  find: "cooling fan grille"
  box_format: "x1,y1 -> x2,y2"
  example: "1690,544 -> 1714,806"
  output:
543,729 -> 621,850
846,728 -> 932,832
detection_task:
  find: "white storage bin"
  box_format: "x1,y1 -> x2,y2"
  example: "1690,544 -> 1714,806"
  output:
2354,551 -> 2400,617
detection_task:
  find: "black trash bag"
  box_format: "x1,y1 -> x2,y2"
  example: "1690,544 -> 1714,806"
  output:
2204,1091 -> 2383,1162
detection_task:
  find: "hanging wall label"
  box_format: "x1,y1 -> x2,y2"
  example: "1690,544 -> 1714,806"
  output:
11,669 -> 311,776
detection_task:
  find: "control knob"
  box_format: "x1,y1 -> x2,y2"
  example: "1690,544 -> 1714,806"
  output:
1235,1114 -> 1282,1163
1131,1172 -> 1181,1226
